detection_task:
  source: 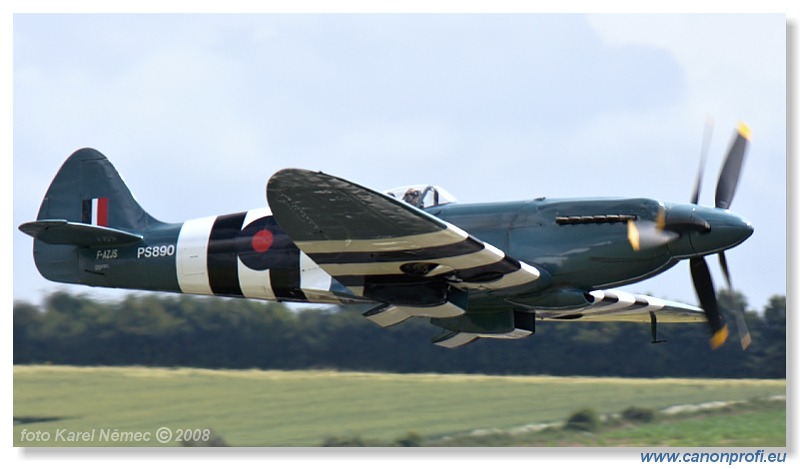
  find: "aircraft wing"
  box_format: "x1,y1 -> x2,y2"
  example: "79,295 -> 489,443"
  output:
267,169 -> 541,323
536,289 -> 706,323
431,289 -> 706,348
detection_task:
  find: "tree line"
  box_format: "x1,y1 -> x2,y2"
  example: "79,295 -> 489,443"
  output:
13,290 -> 785,378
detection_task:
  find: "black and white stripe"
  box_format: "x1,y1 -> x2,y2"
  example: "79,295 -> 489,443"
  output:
175,209 -> 343,304
296,221 -> 540,294
265,168 -> 541,316
543,289 -> 706,323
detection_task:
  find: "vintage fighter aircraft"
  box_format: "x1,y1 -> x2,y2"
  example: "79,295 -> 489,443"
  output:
20,124 -> 753,349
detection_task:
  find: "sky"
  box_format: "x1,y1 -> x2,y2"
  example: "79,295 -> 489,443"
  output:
12,13 -> 786,312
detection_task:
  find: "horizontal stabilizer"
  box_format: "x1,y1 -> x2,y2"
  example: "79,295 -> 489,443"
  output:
19,219 -> 143,247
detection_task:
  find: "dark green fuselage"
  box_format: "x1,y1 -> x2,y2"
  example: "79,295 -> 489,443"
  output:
63,200 -> 659,312
431,197 -> 672,292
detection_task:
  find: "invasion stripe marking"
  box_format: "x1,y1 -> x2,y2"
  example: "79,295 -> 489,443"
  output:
454,256 -> 519,282
243,207 -> 273,225
270,268 -> 307,301
238,256 -> 276,300
585,290 -> 637,313
207,212 -> 247,297
588,297 -> 658,316
333,259 -> 539,294
317,245 -> 507,277
308,237 -> 484,265
176,216 -> 217,295
238,208 -> 277,300
457,262 -> 540,290
300,251 -> 332,292
585,290 -> 669,315
294,223 -> 470,254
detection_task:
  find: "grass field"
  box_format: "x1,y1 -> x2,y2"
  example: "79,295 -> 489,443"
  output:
432,399 -> 786,447
13,365 -> 785,447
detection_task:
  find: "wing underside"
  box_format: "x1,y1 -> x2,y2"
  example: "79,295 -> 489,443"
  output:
539,289 -> 706,323
433,289 -> 705,348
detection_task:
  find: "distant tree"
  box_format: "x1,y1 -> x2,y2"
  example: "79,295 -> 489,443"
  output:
13,301 -> 44,362
764,295 -> 786,328
12,290 -> 786,379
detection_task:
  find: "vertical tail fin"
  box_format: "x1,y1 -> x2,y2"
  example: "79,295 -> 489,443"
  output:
20,148 -> 160,284
35,148 -> 160,231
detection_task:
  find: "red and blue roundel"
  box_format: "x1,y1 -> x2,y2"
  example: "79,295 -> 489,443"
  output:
235,215 -> 298,272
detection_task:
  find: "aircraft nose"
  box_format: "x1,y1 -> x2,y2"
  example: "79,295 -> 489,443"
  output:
688,208 -> 753,257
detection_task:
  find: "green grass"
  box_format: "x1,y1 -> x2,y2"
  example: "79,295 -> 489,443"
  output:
433,400 -> 786,447
13,365 -> 785,447
600,404 -> 786,447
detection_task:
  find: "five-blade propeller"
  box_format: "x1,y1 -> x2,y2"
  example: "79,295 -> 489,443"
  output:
627,121 -> 752,350
689,122 -> 752,350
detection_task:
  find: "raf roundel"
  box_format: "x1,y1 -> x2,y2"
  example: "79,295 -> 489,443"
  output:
251,229 -> 274,253
235,215 -> 299,272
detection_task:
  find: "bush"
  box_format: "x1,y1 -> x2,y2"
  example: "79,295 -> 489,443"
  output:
564,408 -> 600,432
622,406 -> 656,423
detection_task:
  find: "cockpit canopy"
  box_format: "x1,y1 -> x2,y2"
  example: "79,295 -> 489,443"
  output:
384,185 -> 458,209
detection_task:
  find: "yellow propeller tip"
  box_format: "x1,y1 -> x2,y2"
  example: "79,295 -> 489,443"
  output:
656,206 -> 666,230
737,121 -> 752,141
710,325 -> 730,350
627,219 -> 640,251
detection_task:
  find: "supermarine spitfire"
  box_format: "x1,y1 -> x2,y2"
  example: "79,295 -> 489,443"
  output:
20,124 -> 754,349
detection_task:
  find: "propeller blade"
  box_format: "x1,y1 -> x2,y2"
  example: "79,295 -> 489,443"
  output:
655,205 -> 666,230
715,122 -> 751,210
718,250 -> 729,283
691,117 -> 714,205
627,220 -> 640,251
718,252 -> 752,350
690,257 -> 729,349
627,214 -> 678,252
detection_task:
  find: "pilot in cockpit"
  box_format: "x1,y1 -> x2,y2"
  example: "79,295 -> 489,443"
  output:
403,188 -> 422,207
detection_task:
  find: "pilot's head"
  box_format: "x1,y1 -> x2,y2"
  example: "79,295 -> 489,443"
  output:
403,189 -> 422,206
